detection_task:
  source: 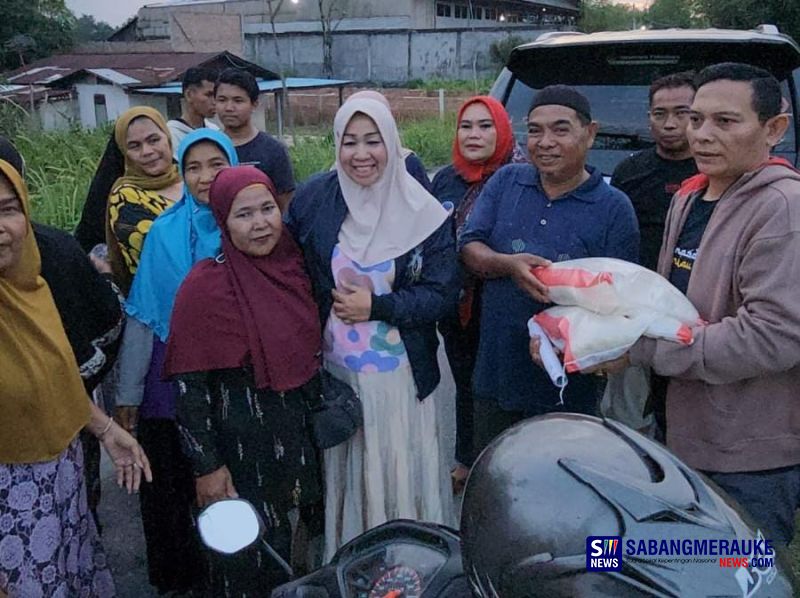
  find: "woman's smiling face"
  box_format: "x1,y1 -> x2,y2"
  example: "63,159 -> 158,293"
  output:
339,113 -> 388,187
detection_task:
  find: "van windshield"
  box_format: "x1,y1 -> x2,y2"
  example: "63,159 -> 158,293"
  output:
504,77 -> 797,176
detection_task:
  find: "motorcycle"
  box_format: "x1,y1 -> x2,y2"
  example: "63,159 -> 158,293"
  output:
197,499 -> 468,597
197,415 -> 798,598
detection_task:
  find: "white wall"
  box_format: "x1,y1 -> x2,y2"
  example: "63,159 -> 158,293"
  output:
127,94 -> 169,116
37,97 -> 80,131
75,83 -> 130,129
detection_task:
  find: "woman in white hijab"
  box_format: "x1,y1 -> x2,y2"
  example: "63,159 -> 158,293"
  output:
336,89 -> 433,190
286,98 -> 458,559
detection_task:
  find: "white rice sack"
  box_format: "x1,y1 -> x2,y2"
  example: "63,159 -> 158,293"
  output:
532,258 -> 702,328
533,306 -> 651,373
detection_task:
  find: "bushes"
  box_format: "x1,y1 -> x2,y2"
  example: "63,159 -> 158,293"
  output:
15,115 -> 458,230
489,35 -> 528,72
399,114 -> 457,168
14,125 -> 111,231
288,132 -> 335,182
406,78 -> 494,93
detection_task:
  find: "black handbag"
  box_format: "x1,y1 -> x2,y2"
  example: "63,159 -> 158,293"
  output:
309,369 -> 363,449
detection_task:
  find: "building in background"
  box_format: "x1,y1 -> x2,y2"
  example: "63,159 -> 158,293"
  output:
129,0 -> 580,82
135,0 -> 579,35
3,50 -> 276,130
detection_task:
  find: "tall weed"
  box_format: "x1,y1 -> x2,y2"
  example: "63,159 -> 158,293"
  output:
15,116 -> 456,231
14,125 -> 111,231
400,114 -> 457,168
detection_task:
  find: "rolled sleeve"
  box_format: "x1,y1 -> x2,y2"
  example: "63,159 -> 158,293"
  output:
115,316 -> 153,407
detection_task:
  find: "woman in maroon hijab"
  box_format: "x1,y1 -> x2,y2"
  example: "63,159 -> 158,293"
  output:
165,165 -> 323,595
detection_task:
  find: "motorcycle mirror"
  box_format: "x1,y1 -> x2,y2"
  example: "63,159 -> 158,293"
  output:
197,498 -> 261,555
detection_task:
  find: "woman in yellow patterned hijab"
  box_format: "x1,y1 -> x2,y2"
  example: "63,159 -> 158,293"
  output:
106,106 -> 183,295
0,158 -> 151,596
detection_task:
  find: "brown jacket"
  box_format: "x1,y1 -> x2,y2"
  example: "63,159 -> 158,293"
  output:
630,161 -> 800,472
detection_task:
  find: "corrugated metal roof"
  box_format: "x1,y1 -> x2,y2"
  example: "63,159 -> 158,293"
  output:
0,85 -> 73,104
259,77 -> 353,91
518,0 -> 580,10
5,52 -> 218,85
144,0 -> 224,6
3,51 -> 278,88
85,68 -> 142,85
7,67 -> 71,84
135,77 -> 352,95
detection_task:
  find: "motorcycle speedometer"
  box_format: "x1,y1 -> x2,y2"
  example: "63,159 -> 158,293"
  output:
368,565 -> 423,598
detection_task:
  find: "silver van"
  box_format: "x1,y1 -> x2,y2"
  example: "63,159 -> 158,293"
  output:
490,26 -> 800,175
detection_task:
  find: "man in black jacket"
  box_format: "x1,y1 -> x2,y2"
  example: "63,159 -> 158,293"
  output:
611,72 -> 698,271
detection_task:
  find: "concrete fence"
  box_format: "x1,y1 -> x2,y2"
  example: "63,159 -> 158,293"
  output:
245,25 -> 573,84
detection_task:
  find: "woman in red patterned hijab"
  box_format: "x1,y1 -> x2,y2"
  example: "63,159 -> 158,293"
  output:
165,165 -> 323,596
431,95 -> 528,489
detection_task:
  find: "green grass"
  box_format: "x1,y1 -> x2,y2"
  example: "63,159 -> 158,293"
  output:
14,125 -> 112,232
13,115 -> 457,231
288,132 -> 335,182
400,114 -> 457,168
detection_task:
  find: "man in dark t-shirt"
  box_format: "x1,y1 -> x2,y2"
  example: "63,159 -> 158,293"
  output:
668,193 -> 717,294
215,68 -> 296,212
607,73 -> 699,437
611,72 -> 698,271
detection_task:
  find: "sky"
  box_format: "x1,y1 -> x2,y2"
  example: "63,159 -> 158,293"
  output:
65,0 -> 152,27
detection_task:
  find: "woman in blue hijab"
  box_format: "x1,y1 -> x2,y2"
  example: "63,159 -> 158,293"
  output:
116,128 -> 239,594
126,128 -> 238,339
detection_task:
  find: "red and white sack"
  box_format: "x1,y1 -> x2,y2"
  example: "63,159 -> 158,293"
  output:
534,307 -> 652,373
532,257 -> 702,344
529,258 -> 703,375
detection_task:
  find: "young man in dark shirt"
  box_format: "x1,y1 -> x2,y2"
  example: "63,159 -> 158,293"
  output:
611,72 -> 698,271
215,68 -> 296,211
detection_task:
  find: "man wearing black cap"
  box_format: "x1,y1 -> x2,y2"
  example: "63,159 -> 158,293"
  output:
459,85 -> 640,455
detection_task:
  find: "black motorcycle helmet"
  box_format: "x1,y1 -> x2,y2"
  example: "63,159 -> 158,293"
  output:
461,414 -> 796,597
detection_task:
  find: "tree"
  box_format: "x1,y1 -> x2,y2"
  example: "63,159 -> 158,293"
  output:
647,0 -> 695,29
693,0 -> 800,43
317,0 -> 347,78
4,35 -> 37,68
264,0 -> 296,141
74,14 -> 115,43
578,0 -> 646,33
489,35 -> 527,72
0,0 -> 76,70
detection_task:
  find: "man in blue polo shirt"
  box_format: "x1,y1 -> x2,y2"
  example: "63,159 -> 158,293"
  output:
460,85 -> 639,454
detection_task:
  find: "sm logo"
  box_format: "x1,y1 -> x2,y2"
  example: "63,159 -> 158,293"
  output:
586,536 -> 623,571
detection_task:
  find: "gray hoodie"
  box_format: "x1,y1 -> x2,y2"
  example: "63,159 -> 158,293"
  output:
630,161 -> 800,473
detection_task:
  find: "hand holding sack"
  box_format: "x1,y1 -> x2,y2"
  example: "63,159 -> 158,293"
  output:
529,258 -> 703,375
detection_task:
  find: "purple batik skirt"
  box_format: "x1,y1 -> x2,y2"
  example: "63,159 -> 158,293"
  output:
0,438 -> 115,597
